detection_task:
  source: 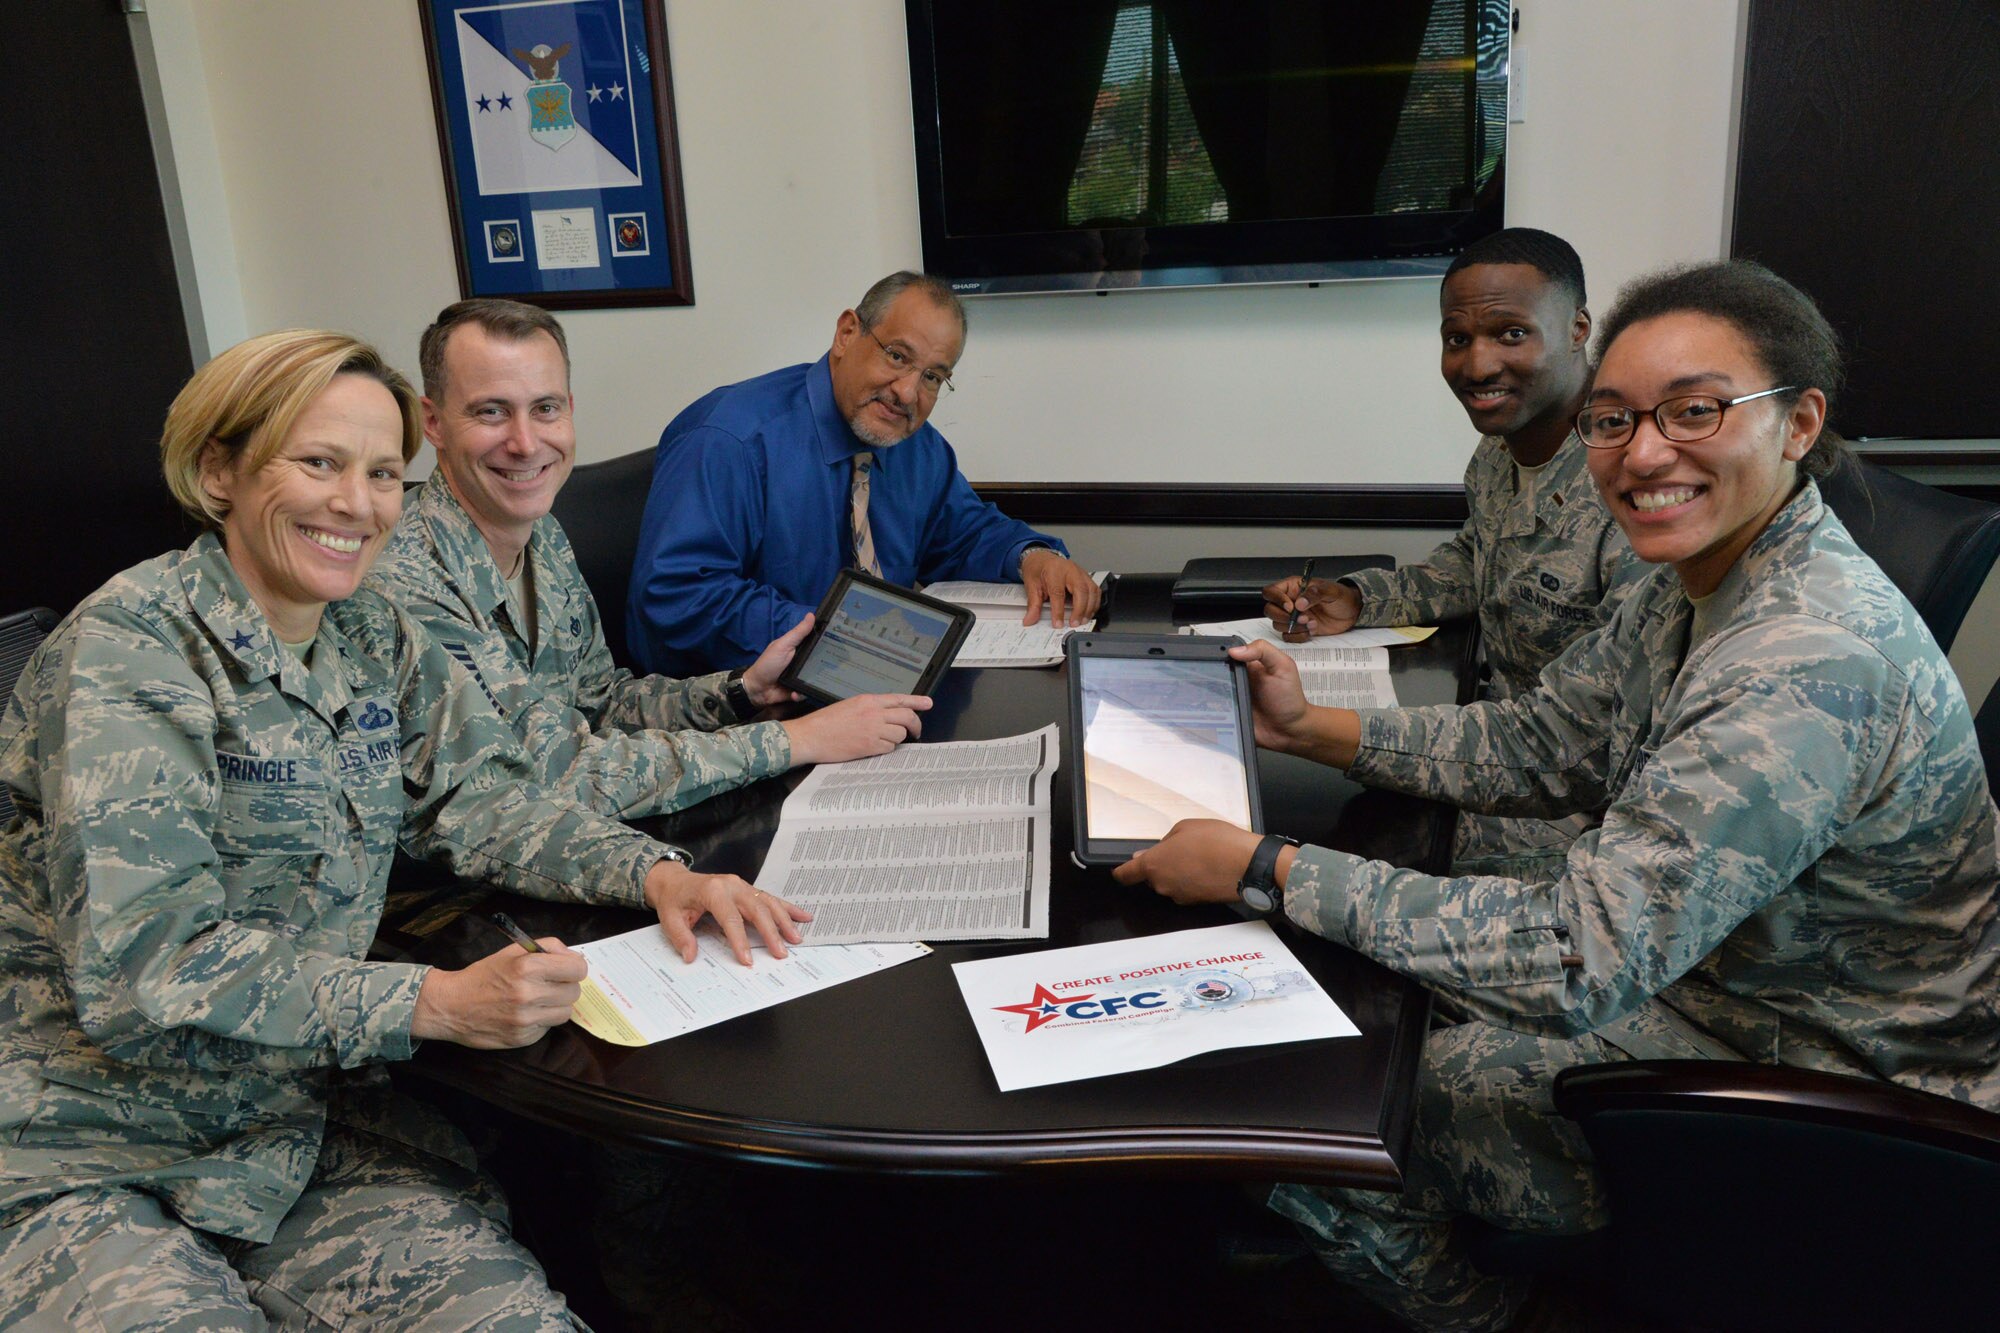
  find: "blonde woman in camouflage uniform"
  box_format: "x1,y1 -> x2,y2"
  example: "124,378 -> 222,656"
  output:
0,332 -> 808,1329
1267,229 -> 1646,880
1121,261 -> 2000,1330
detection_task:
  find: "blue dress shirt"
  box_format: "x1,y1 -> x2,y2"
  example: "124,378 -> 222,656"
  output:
627,356 -> 1065,674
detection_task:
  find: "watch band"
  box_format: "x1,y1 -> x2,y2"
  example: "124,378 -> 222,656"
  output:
1237,833 -> 1298,916
723,667 -> 756,722
657,843 -> 693,868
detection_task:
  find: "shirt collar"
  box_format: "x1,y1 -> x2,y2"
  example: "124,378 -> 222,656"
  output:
178,531 -> 353,724
410,470 -> 518,619
181,531 -> 286,684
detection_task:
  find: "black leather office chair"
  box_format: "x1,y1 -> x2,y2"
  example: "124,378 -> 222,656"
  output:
1817,454 -> 2000,654
0,607 -> 59,825
1538,1060 -> 2000,1333
1977,676 -> 2000,800
547,448 -> 656,669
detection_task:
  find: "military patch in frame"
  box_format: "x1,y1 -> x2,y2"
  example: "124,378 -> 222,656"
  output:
420,0 -> 694,308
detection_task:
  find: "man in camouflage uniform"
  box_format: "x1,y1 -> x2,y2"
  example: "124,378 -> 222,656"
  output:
1137,484 -> 2000,1329
1269,229 -> 1645,880
368,299 -> 926,822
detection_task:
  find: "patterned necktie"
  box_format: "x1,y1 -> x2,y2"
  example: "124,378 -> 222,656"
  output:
849,450 -> 881,577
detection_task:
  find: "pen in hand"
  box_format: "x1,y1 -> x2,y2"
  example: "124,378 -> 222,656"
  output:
1284,558 -> 1317,642
490,911 -> 546,954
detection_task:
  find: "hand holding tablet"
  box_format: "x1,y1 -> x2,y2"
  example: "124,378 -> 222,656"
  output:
777,569 -> 974,704
1066,633 -> 1265,866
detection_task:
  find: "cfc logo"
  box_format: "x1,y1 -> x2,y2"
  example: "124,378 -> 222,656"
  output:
993,983 -> 1167,1033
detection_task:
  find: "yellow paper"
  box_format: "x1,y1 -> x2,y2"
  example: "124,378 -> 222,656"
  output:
1388,625 -> 1438,644
568,977 -> 647,1046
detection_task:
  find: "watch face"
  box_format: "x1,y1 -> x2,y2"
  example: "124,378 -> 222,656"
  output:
1240,883 -> 1277,914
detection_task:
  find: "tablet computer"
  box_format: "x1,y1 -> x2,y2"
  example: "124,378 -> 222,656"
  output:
778,569 -> 975,705
1065,633 -> 1265,866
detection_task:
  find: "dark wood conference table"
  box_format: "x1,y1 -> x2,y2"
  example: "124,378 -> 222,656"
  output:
382,576 -> 1471,1192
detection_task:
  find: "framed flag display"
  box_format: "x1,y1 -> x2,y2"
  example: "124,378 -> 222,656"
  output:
419,0 -> 693,308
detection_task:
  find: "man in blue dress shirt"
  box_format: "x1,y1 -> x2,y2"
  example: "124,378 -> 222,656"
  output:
627,272 -> 1101,674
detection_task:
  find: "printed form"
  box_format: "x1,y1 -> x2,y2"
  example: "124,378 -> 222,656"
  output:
926,574 -> 1111,667
1187,618 -> 1414,709
568,926 -> 928,1046
756,725 -> 1059,944
953,920 -> 1359,1091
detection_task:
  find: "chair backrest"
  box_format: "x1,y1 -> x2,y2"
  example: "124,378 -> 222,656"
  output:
1978,676 -> 2000,799
1817,455 -> 2000,653
547,449 -> 657,670
1554,1059 -> 2000,1333
1,607 -> 59,825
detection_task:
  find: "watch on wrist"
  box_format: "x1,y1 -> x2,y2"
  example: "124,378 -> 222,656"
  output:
657,844 -> 693,869
1237,833 -> 1299,916
723,667 -> 756,721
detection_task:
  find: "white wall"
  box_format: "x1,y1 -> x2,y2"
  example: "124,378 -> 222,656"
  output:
150,0 -> 1743,484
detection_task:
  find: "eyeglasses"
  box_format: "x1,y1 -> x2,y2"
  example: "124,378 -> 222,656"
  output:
866,328 -> 954,397
1575,386 -> 1796,449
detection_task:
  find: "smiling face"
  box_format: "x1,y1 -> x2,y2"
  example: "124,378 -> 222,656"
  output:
206,373 -> 408,640
826,288 -> 964,447
1586,310 -> 1824,596
1439,262 -> 1591,463
424,323 -> 575,557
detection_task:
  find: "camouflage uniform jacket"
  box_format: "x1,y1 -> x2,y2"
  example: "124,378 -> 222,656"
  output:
1288,482 -> 2000,1105
368,473 -> 790,819
1342,434 -> 1643,699
0,535 -> 674,1242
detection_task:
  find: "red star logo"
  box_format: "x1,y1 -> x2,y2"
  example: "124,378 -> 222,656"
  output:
993,983 -> 1089,1034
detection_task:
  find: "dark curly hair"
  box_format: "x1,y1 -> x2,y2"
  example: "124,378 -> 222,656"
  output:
1594,259 -> 1848,480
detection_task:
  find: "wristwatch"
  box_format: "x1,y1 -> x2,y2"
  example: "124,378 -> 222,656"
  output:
723,667 -> 756,722
1237,833 -> 1299,916
657,843 -> 694,869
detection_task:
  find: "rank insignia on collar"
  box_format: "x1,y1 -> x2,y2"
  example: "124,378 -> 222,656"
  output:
228,630 -> 255,650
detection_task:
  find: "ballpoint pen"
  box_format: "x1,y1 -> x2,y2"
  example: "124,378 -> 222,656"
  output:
1284,558 -> 1317,640
490,911 -> 544,953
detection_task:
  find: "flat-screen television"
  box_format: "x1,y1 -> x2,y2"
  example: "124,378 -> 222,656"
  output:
905,0 -> 1509,296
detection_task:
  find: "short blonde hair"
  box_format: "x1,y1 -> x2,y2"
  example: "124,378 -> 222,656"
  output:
160,329 -> 423,528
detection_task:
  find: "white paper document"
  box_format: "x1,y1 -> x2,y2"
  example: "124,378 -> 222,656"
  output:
1188,618 -> 1403,709
568,925 -> 928,1046
926,574 -> 1112,667
1190,616 -> 1436,652
755,726 -> 1059,943
951,921 -> 1359,1091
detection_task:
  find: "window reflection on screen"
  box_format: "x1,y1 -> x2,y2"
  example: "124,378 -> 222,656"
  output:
796,586 -> 950,698
1079,655 -> 1251,840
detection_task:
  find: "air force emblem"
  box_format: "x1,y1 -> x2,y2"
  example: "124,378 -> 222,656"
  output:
513,43 -> 577,152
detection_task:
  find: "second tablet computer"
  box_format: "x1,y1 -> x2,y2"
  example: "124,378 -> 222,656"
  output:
778,569 -> 974,704
1066,633 -> 1265,866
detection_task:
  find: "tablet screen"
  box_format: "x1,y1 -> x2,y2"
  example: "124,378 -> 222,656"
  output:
1077,654 -> 1254,840
792,581 -> 958,697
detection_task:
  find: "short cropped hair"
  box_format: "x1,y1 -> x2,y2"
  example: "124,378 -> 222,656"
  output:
160,330 -> 423,529
1445,228 -> 1588,309
418,298 -> 571,401
1596,259 -> 1848,479
854,271 -> 968,341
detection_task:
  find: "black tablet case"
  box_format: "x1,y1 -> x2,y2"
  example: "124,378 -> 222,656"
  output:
1170,554 -> 1395,620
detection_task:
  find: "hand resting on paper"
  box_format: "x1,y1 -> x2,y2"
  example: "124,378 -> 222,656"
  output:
644,859 -> 812,966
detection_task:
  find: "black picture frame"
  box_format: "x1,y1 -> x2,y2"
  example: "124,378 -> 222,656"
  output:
419,0 -> 693,309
